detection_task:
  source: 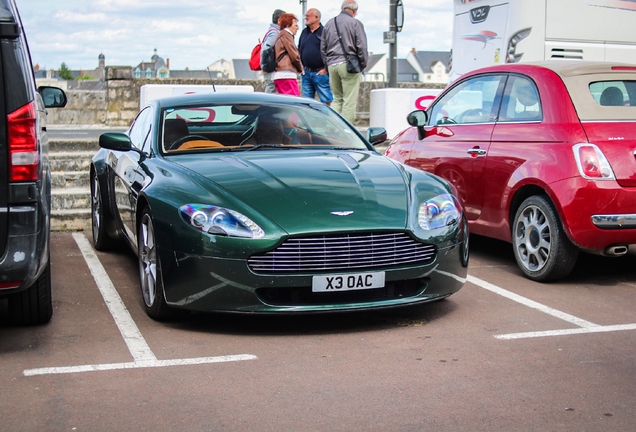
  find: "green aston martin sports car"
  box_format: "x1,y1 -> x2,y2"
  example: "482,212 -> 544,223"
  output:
90,92 -> 468,320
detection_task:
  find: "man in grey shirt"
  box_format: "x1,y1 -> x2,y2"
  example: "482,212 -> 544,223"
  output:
320,0 -> 368,123
261,9 -> 285,93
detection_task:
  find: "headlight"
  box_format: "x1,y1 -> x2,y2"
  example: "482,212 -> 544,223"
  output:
179,204 -> 265,238
418,194 -> 461,230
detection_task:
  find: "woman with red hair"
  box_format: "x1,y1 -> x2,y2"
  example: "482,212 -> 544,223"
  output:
273,13 -> 303,95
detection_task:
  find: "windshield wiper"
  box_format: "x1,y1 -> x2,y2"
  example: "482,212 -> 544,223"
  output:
242,144 -> 304,151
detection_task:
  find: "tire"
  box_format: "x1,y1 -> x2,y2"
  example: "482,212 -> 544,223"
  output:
91,171 -> 115,251
512,195 -> 578,282
7,261 -> 53,325
138,207 -> 174,320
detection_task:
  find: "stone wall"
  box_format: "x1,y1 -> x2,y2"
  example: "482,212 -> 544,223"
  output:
48,89 -> 107,125
46,66 -> 446,127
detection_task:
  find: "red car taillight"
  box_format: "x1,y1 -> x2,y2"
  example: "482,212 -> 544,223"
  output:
573,143 -> 616,180
0,281 -> 21,290
8,101 -> 39,182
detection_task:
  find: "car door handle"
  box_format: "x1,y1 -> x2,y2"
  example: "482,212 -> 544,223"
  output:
467,148 -> 486,157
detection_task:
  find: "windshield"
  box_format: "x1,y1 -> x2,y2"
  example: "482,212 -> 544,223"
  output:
160,102 -> 367,153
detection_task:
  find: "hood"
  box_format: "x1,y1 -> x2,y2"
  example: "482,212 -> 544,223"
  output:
174,150 -> 410,234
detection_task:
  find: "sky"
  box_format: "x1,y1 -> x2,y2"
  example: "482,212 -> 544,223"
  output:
17,0 -> 454,72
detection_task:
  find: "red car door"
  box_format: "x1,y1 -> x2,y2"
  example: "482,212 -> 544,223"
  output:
405,74 -> 505,221
484,72 -> 586,242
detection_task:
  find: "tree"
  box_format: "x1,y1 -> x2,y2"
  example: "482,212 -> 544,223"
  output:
58,62 -> 73,80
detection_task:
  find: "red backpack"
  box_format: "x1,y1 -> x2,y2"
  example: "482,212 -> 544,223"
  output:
248,28 -> 276,71
248,40 -> 263,71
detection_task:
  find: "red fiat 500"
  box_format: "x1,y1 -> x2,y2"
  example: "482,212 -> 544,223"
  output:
386,61 -> 636,281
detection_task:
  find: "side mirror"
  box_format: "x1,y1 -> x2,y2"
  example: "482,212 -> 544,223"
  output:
366,127 -> 388,146
38,86 -> 67,108
99,132 -> 132,151
407,110 -> 427,127
406,110 -> 428,140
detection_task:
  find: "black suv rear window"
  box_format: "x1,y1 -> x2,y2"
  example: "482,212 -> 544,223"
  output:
0,0 -> 15,21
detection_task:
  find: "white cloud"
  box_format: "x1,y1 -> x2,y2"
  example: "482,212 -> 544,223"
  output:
54,11 -> 107,23
92,0 -> 216,11
148,19 -> 189,33
237,5 -> 276,23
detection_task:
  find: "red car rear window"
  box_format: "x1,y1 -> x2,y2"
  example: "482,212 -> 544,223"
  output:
589,81 -> 636,107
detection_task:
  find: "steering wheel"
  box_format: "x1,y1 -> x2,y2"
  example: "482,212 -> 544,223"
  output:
169,135 -> 210,150
456,109 -> 488,123
437,117 -> 457,125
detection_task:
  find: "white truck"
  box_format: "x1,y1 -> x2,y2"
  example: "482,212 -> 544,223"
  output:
450,0 -> 636,81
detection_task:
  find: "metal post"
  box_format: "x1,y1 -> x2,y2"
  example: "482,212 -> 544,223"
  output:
300,0 -> 307,20
389,0 -> 398,87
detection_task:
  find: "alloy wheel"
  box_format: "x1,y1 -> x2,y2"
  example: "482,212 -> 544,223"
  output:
139,212 -> 157,308
91,175 -> 102,242
514,203 -> 551,272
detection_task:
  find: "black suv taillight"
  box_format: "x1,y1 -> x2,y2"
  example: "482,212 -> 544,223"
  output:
8,101 -> 39,182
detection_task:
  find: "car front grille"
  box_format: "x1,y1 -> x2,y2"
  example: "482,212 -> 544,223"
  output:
248,232 -> 436,274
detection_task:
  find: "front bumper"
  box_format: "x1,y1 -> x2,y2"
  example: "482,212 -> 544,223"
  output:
158,242 -> 467,313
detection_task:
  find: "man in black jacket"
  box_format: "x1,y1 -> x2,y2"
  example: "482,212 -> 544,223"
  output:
320,0 -> 368,123
298,8 -> 333,105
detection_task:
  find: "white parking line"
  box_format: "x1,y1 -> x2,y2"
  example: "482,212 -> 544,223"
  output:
467,275 -> 600,328
22,233 -> 257,377
73,232 -> 157,362
493,324 -> 636,340
23,355 -> 258,376
467,275 -> 636,340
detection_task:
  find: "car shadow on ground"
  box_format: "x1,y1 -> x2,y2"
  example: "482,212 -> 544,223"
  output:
468,234 -> 516,264
468,233 -> 635,286
566,248 -> 636,286
165,298 -> 460,337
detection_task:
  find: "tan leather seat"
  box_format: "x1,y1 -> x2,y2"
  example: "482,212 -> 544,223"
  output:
175,140 -> 224,150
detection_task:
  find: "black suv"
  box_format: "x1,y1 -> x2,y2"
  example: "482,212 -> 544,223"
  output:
0,0 -> 66,325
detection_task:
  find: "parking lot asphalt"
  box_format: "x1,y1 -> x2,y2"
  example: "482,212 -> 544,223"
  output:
0,231 -> 634,431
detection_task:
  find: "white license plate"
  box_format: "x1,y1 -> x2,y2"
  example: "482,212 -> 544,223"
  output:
312,272 -> 385,292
